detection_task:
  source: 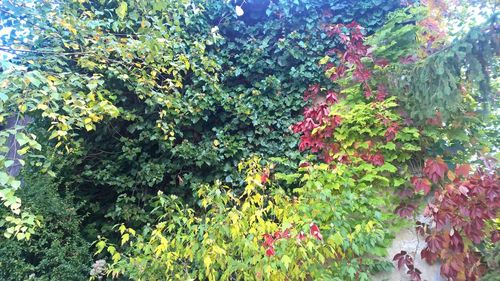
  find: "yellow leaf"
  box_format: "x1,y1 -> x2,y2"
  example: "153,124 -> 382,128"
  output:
19,104 -> 27,113
121,233 -> 130,245
203,255 -> 212,269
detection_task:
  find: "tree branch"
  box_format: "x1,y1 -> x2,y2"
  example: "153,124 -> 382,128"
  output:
0,46 -> 91,56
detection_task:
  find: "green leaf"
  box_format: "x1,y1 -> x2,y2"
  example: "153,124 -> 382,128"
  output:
379,163 -> 397,173
116,2 -> 128,20
281,255 -> 292,269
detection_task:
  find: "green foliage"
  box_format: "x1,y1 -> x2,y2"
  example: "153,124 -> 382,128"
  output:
369,9 -> 499,121
0,173 -> 91,280
0,0 -> 403,240
368,6 -> 428,61
1,0 -> 497,280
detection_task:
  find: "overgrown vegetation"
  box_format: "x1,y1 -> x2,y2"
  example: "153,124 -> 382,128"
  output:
0,0 -> 498,280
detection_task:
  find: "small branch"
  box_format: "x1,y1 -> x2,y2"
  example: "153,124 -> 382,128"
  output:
0,46 -> 91,56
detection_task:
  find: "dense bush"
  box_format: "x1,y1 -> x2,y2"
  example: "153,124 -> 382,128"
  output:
0,173 -> 91,280
99,157 -> 399,280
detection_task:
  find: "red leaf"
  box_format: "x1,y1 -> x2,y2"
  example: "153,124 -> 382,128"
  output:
455,164 -> 471,178
265,246 -> 275,257
408,268 -> 422,281
262,234 -> 274,248
374,58 -> 390,67
299,162 -> 310,168
424,158 -> 448,183
411,176 -> 432,195
375,84 -> 388,101
421,247 -> 438,264
371,153 -> 385,166
395,203 -> 416,218
297,231 -> 306,241
353,66 -> 372,82
425,234 -> 445,253
385,122 -> 399,142
326,90 -> 338,104
449,229 -> 464,252
260,170 -> 269,184
309,223 -> 323,241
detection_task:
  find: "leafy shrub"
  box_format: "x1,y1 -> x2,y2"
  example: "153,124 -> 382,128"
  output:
0,173 -> 91,280
98,157 -> 397,280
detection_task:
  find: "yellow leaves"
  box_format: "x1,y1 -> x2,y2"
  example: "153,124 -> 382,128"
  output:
112,252 -> 121,263
179,54 -> 191,70
228,211 -> 241,238
115,2 -> 128,20
325,66 -> 336,77
49,130 -> 67,140
212,245 -> 226,255
119,224 -> 127,234
318,55 -> 330,65
365,220 -> 375,232
87,92 -> 96,101
62,91 -> 72,100
121,233 -> 130,245
36,103 -> 48,111
58,19 -> 77,35
18,104 -> 27,113
62,41 -> 80,50
203,255 -> 212,269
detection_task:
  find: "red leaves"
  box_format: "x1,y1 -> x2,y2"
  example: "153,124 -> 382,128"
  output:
260,168 -> 270,184
426,112 -> 442,126
265,247 -> 275,257
371,152 -> 385,166
274,229 -> 291,240
262,224 -> 323,257
309,223 -> 323,241
393,251 -> 422,281
400,54 -> 418,64
407,268 -> 422,281
449,229 -> 464,252
455,164 -> 471,178
323,21 -> 378,99
262,233 -> 274,248
420,247 -> 438,264
294,21 -> 397,163
419,168 -> 500,280
297,231 -> 306,241
361,152 -> 385,166
326,90 -> 338,104
425,234 -> 445,254
375,84 -> 388,101
353,66 -> 372,82
262,229 -> 291,257
393,250 -> 410,270
394,202 -> 416,218
423,158 -> 448,183
374,58 -> 390,68
440,255 -> 464,279
411,176 -> 432,195
303,84 -> 320,101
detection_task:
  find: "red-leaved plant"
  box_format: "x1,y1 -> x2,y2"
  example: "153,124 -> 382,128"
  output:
419,162 -> 499,280
398,158 -> 499,281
